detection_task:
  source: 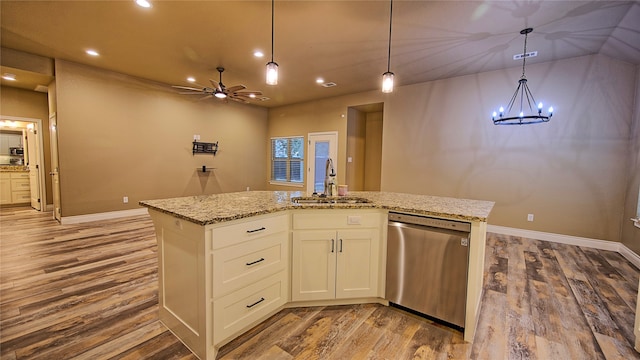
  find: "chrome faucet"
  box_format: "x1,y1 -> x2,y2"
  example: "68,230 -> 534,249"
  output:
324,158 -> 336,196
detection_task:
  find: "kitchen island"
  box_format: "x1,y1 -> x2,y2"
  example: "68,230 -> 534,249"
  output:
140,191 -> 494,360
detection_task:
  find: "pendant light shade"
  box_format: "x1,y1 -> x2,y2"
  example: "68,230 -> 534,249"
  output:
382,71 -> 394,93
266,0 -> 278,85
266,61 -> 278,85
382,0 -> 394,93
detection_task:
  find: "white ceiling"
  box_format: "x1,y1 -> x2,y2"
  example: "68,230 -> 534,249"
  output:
1,0 -> 639,108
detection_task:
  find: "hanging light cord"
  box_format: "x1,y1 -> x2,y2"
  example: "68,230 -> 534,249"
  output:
387,0 -> 393,72
521,30 -> 528,78
271,0 -> 275,63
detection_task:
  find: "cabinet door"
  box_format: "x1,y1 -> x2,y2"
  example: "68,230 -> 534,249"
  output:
0,175 -> 11,205
335,229 -> 380,299
291,230 -> 336,301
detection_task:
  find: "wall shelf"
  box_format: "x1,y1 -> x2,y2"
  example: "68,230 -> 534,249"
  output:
193,141 -> 218,155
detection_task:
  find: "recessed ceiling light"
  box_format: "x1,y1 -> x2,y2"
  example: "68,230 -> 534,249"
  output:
2,73 -> 16,81
187,77 -> 196,83
253,51 -> 264,58
316,78 -> 324,84
86,49 -> 100,56
135,0 -> 152,8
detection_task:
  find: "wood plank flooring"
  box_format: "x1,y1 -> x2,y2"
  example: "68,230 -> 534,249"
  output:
1,207 -> 639,359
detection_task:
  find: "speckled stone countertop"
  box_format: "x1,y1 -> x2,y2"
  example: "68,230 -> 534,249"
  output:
0,166 -> 28,172
140,191 -> 494,226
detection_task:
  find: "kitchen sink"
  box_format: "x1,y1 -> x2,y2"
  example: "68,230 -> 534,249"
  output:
291,196 -> 371,204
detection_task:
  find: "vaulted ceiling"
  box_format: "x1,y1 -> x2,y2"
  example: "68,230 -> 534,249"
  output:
1,1 -> 639,107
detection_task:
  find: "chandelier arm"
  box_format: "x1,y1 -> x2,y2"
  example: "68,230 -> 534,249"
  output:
506,81 -> 523,114
522,82 -> 538,112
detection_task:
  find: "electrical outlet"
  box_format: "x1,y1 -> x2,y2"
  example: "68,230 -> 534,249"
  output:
527,213 -> 534,222
246,187 -> 250,191
123,196 -> 129,204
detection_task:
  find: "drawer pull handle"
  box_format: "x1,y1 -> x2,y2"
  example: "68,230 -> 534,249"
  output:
246,258 -> 265,266
246,297 -> 265,308
246,227 -> 266,234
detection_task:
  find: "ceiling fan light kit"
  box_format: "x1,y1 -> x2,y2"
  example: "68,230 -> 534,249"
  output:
492,28 -> 554,125
172,67 -> 262,104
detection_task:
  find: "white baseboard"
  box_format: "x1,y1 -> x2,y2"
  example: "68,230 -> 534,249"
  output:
61,207 -> 149,225
487,225 -> 640,269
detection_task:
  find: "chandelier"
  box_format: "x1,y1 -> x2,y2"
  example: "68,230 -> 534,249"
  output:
492,28 -> 553,125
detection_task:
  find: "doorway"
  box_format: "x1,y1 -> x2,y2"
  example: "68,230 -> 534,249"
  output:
307,132 -> 338,194
346,103 -> 383,191
0,116 -> 48,211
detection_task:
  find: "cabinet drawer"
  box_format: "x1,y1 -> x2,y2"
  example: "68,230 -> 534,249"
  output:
0,173 -> 10,180
211,213 -> 288,249
11,172 -> 29,179
11,190 -> 30,203
293,212 -> 381,230
11,179 -> 30,190
212,232 -> 287,298
213,271 -> 287,345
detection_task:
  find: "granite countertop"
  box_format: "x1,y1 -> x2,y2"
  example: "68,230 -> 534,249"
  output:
140,191 -> 494,226
0,165 -> 29,172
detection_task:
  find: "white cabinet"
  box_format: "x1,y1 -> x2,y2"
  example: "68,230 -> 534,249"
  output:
0,172 -> 30,205
291,210 -> 382,302
211,214 -> 289,345
149,210 -> 289,360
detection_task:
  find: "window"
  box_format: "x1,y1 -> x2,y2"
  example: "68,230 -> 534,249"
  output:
271,137 -> 304,185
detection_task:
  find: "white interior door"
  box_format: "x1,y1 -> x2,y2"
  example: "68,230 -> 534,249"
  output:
307,132 -> 338,194
26,126 -> 41,210
50,114 -> 61,221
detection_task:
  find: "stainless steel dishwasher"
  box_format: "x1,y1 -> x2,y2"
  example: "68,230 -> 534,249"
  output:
385,212 -> 471,329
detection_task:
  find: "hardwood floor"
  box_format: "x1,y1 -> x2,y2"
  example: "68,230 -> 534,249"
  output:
1,207 -> 639,359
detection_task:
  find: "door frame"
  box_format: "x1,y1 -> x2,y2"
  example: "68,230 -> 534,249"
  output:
307,131 -> 338,194
0,115 -> 47,212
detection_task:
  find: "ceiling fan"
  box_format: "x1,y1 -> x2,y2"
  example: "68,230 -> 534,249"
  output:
172,67 -> 262,103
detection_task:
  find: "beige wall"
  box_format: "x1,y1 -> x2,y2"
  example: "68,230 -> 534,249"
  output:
364,111 -> 382,191
269,54 -> 638,243
55,60 -> 268,217
0,86 -> 53,205
622,65 -> 640,254
346,107 -> 366,190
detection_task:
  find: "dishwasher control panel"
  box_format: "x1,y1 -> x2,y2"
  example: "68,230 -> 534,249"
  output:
388,212 -> 471,233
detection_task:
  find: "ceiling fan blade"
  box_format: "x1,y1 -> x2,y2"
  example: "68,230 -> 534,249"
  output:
173,85 -> 204,92
178,91 -> 207,95
199,95 -> 213,101
226,85 -> 246,93
209,79 -> 223,92
235,90 -> 263,96
228,96 -> 249,104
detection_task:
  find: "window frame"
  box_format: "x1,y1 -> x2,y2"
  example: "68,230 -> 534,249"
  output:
270,136 -> 305,187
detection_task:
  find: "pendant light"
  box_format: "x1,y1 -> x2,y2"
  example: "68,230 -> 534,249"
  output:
381,0 -> 394,93
266,0 -> 278,85
492,28 -> 553,125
